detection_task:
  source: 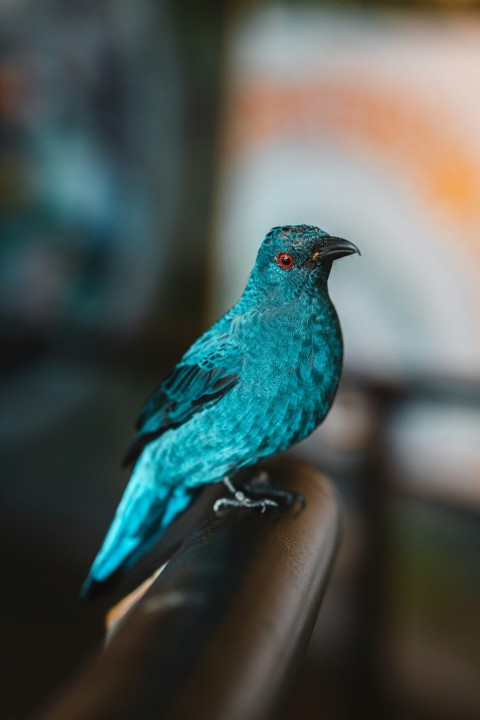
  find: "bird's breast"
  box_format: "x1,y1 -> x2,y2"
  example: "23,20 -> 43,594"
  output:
234,302 -> 343,448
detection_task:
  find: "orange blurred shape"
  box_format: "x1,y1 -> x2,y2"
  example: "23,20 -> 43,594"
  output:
105,565 -> 166,638
223,79 -> 480,241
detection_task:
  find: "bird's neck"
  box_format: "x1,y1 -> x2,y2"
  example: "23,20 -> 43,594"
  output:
237,283 -> 339,345
234,271 -> 336,326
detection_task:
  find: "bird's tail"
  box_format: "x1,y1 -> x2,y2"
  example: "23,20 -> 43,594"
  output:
80,459 -> 193,601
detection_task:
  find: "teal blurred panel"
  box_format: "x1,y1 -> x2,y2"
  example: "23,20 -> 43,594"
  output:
0,0 -> 184,333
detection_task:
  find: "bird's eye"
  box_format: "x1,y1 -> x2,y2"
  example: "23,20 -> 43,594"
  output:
278,253 -> 294,269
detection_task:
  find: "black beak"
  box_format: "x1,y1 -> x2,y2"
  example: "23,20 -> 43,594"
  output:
323,235 -> 360,261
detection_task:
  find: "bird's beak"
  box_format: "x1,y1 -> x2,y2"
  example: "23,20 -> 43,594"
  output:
322,235 -> 361,261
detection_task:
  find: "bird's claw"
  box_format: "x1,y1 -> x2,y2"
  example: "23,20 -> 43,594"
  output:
213,475 -> 305,515
213,495 -> 279,514
213,476 -> 279,513
240,479 -> 305,512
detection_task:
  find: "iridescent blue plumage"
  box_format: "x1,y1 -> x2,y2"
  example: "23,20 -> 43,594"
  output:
81,225 -> 359,599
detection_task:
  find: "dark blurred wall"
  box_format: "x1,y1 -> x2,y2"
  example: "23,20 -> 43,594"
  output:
0,1 -> 227,717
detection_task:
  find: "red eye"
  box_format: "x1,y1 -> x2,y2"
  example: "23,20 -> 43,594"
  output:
278,253 -> 294,269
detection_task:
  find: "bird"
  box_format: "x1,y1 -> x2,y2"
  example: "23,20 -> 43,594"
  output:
80,224 -> 359,600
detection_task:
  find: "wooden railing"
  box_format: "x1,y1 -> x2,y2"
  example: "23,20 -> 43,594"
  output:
37,457 -> 340,720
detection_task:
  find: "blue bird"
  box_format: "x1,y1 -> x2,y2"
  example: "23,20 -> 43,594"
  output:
81,225 -> 359,599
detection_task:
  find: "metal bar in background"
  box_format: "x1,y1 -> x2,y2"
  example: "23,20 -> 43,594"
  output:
37,457 -> 340,720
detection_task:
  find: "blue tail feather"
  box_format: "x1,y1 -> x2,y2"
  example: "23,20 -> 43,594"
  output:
80,469 -> 193,600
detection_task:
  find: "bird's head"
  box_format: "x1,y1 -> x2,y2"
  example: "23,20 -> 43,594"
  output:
251,225 -> 360,302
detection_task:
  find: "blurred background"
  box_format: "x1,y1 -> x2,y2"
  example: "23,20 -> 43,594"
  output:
1,1 -> 479,719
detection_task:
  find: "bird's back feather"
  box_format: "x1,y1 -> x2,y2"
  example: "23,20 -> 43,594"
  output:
122,322 -> 244,466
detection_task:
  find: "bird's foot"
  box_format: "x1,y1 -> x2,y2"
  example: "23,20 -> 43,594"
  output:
213,475 -> 305,514
213,476 -> 279,514
241,479 -> 306,511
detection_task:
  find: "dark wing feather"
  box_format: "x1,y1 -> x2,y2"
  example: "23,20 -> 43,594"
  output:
122,359 -> 240,467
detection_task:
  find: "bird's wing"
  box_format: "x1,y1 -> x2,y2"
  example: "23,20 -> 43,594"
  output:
122,327 -> 242,466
